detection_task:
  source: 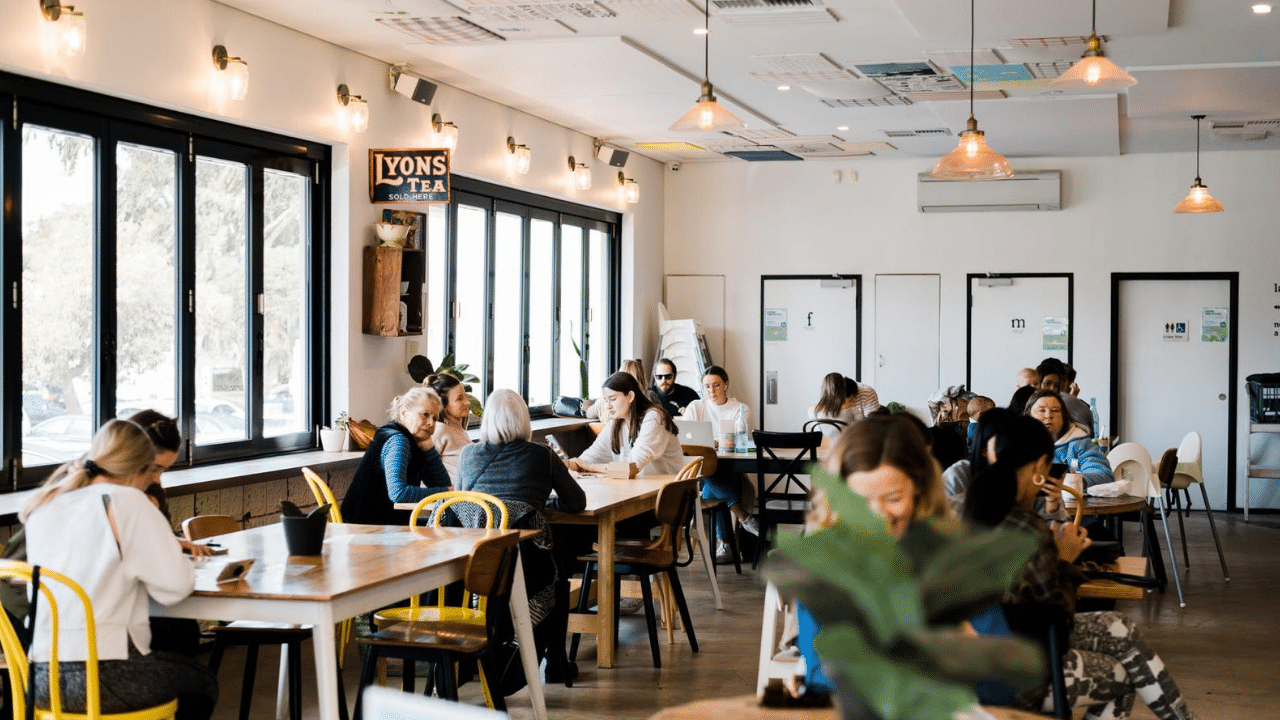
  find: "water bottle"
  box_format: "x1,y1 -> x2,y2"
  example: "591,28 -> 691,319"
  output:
1089,397 -> 1100,438
733,405 -> 749,453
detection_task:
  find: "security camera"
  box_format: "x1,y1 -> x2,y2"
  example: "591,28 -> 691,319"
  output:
669,162 -> 681,172
389,65 -> 438,106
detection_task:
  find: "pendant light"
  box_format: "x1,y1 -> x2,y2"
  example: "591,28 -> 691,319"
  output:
930,0 -> 1013,180
1052,0 -> 1137,90
1174,115 -> 1224,214
669,0 -> 745,132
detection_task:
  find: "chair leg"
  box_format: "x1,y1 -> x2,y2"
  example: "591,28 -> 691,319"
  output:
1183,488 -> 1193,518
208,640 -> 226,672
401,655 -> 415,693
665,568 -> 698,653
287,641 -> 303,720
436,655 -> 459,701
569,561 -> 594,662
352,645 -> 379,720
1150,497 -> 1187,608
1173,492 -> 1190,569
276,645 -> 290,720
239,643 -> 260,720
638,573 -> 662,668
1198,483 -> 1230,581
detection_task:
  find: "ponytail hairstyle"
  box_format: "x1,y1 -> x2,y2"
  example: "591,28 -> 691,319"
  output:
424,373 -> 464,422
21,419 -> 156,521
389,386 -> 441,425
128,409 -> 182,453
963,415 -> 1054,527
814,372 -> 847,418
602,371 -> 677,455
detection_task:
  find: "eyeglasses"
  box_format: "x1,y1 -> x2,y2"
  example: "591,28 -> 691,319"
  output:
654,374 -> 673,380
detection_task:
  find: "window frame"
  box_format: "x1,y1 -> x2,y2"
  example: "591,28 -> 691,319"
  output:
0,71 -> 331,489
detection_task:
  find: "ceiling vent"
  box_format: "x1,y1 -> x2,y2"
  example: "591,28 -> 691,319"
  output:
883,128 -> 952,138
1212,120 -> 1277,141
712,0 -> 821,10
464,3 -> 615,21
906,89 -> 1006,103
720,8 -> 837,25
721,148 -> 804,161
376,16 -> 505,44
918,171 -> 1062,213
821,96 -> 912,107
725,127 -> 796,141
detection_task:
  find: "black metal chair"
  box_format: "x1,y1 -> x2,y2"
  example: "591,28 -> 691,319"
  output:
751,430 -> 822,565
801,418 -> 846,437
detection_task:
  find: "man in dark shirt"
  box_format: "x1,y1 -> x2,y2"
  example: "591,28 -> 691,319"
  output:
648,358 -> 701,417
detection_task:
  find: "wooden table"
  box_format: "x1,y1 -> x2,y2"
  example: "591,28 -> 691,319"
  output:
1064,494 -> 1169,594
150,524 -> 546,720
545,474 -> 676,669
649,694 -> 1048,720
1078,556 -> 1151,601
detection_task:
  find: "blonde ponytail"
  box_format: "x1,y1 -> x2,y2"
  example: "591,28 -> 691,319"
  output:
21,420 -> 155,521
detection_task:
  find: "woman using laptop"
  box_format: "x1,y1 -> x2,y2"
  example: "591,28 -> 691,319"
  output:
567,371 -> 684,476
680,366 -> 759,539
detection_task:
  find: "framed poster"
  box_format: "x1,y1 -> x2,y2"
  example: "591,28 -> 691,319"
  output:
369,148 -> 450,203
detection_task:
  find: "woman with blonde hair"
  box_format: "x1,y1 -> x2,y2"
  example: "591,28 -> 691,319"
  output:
341,386 -> 452,525
22,420 -> 218,720
584,359 -> 647,421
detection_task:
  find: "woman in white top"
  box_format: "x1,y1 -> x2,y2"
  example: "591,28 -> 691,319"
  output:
428,372 -> 474,478
568,371 -> 684,476
680,366 -> 759,538
21,420 -> 218,719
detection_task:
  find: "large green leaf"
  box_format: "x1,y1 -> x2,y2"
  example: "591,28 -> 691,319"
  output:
892,628 -> 1046,691
809,466 -> 901,557
901,520 -> 1039,625
817,625 -> 979,720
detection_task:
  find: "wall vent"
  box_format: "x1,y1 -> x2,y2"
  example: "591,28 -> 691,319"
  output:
883,128 -> 952,138
1212,120 -> 1278,141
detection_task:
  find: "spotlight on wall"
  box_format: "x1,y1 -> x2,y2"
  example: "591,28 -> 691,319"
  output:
567,156 -> 592,190
430,113 -> 459,153
507,137 -> 531,175
617,171 -> 639,204
388,64 -> 438,106
40,0 -> 86,57
212,44 -> 249,101
336,84 -> 369,133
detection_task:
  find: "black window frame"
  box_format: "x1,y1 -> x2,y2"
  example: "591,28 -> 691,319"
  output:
0,71 -> 331,489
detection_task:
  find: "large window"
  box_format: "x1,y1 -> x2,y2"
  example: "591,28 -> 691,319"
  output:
428,179 -> 619,412
1,74 -> 329,486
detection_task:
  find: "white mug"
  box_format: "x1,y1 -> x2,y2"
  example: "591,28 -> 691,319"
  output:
1061,472 -> 1085,502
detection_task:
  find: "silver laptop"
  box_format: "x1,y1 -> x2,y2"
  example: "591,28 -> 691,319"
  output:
674,419 -> 715,447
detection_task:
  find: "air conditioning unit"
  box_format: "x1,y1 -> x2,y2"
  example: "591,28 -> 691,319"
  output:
917,170 -> 1062,212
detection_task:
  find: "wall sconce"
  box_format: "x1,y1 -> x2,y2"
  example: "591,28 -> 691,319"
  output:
212,45 -> 249,101
40,0 -> 86,57
507,137 -> 531,175
431,113 -> 459,153
336,84 -> 369,133
617,171 -> 640,204
568,156 -> 592,190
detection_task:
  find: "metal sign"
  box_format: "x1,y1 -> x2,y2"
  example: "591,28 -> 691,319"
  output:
369,148 -> 450,203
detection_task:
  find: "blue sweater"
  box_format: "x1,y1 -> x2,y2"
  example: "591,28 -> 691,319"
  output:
1053,424 -> 1114,488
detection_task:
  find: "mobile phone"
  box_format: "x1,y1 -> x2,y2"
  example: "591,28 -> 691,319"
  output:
1049,463 -> 1069,480
545,435 -> 569,461
215,558 -> 255,584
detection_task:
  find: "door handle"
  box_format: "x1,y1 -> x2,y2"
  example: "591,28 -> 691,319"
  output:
878,354 -> 885,368
766,371 -> 778,405
1218,393 -> 1227,401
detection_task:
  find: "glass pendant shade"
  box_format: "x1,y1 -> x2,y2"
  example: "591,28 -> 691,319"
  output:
1052,53 -> 1136,90
54,10 -> 86,57
670,82 -> 745,132
1174,181 -> 1224,214
930,118 -> 1014,180
513,145 -> 531,175
348,98 -> 369,133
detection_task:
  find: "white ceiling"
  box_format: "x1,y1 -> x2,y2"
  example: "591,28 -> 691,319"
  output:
216,0 -> 1280,163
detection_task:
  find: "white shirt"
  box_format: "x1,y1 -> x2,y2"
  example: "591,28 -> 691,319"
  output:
578,408 -> 686,476
681,397 -> 753,434
25,483 -> 194,662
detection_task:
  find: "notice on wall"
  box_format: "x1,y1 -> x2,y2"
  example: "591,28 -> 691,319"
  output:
1272,282 -> 1280,339
1201,307 -> 1229,342
764,308 -> 788,342
1163,321 -> 1189,342
369,148 -> 451,203
1042,316 -> 1068,351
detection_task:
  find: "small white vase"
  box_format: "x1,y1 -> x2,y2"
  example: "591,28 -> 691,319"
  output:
319,428 -> 347,452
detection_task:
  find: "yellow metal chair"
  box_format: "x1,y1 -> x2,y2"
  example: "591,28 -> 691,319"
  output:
301,468 -> 354,668
0,560 -> 179,720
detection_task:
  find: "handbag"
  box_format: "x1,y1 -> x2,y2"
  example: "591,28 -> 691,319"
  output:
553,396 -> 584,418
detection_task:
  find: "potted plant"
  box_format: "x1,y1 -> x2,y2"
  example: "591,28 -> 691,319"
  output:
406,353 -> 483,417
762,467 -> 1045,720
319,411 -> 349,452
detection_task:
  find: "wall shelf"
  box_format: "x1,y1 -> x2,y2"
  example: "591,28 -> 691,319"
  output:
362,245 -> 424,336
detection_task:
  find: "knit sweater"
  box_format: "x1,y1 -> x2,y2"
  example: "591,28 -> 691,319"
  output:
341,422 -> 451,525
455,439 -> 586,513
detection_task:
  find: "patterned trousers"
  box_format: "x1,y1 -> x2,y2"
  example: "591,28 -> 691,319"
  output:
1041,611 -> 1196,720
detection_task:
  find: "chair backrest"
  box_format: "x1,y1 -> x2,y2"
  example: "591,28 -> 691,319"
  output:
301,467 -> 344,523
181,515 -> 240,542
673,457 -> 702,483
1156,448 -> 1179,488
752,430 -> 822,498
801,418 -> 845,437
1108,442 -> 1159,498
1174,431 -> 1204,485
1057,482 -> 1086,526
644,479 -> 700,566
681,444 -> 717,477
409,491 -> 509,530
0,560 -> 178,720
464,534 -> 521,601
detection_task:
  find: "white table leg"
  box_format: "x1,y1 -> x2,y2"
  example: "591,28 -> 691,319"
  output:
276,646 -> 289,720
693,491 -> 723,609
310,609 -> 341,720
510,549 -> 548,720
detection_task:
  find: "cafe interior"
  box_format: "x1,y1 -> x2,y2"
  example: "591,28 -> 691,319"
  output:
0,0 -> 1279,718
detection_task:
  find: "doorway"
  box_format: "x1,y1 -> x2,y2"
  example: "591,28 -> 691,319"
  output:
875,274 -> 939,421
760,275 -> 861,431
1112,273 -> 1238,511
967,273 -> 1073,402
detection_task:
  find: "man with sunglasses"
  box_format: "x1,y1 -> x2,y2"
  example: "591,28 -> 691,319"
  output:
649,358 -> 700,417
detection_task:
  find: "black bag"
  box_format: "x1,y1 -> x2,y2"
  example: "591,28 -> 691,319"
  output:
484,638 -> 528,697
553,396 -> 584,418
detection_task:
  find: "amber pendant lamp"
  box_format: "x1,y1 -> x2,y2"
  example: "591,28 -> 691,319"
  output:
1174,115 -> 1224,214
1052,0 -> 1137,91
670,0 -> 745,132
930,0 -> 1013,180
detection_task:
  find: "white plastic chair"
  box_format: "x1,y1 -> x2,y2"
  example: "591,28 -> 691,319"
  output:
1108,442 -> 1185,607
1169,431 -> 1230,580
756,581 -> 799,697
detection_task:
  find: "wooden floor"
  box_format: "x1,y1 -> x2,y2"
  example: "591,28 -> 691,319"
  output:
209,512 -> 1280,720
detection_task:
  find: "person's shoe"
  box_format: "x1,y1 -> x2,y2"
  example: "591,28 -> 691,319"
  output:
715,540 -> 732,563
739,515 -> 760,536
619,597 -> 644,615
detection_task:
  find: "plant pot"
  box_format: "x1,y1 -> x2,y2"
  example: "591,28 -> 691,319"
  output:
319,428 -> 347,452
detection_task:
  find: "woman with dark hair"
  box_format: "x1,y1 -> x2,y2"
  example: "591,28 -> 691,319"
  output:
568,372 -> 684,476
941,407 -> 1011,514
425,373 -> 472,478
964,415 -> 1197,720
677,366 -> 759,539
1023,389 -> 1113,488
1007,384 -> 1036,415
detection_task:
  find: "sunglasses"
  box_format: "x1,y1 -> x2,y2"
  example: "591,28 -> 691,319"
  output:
654,374 -> 673,380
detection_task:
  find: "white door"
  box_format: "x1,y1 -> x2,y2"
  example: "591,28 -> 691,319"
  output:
1117,278 -> 1231,510
761,277 -> 859,431
874,274 -> 939,421
970,275 -> 1071,403
665,274 -> 725,365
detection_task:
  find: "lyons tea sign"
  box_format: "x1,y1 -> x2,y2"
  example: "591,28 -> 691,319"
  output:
369,148 -> 450,203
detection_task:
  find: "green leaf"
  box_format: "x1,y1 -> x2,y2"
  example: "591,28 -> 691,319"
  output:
440,352 -> 455,369
809,466 -> 901,558
903,520 -> 1039,625
452,363 -> 469,372
817,625 -> 979,720
893,629 -> 1046,691
467,394 -> 484,418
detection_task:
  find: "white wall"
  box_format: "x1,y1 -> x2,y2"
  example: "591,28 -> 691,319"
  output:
663,150 -> 1280,509
0,0 -> 665,423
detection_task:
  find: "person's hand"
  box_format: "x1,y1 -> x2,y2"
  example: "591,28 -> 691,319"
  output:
1068,382 -> 1081,397
1050,521 -> 1091,563
565,458 -> 581,472
179,538 -> 216,558
1038,475 -> 1064,515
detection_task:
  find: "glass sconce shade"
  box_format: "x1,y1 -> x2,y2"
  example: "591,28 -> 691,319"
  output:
930,120 -> 1013,180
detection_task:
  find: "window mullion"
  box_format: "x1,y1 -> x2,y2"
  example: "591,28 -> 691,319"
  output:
176,134 -> 197,464
95,121 -> 117,432
249,162 -> 266,442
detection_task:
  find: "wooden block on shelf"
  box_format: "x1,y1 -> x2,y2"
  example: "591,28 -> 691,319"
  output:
362,245 -> 402,336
